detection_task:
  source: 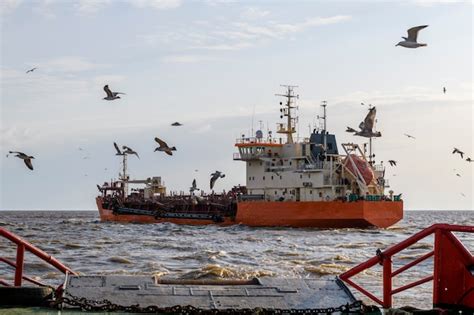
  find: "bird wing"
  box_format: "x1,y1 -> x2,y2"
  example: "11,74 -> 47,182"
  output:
210,176 -> 217,189
192,179 -> 196,189
113,92 -> 126,96
104,85 -> 113,98
346,127 -> 357,133
134,152 -> 140,159
9,151 -> 24,155
362,107 -> 376,131
113,142 -> 122,155
154,137 -> 168,148
407,25 -> 428,42
24,158 -> 34,170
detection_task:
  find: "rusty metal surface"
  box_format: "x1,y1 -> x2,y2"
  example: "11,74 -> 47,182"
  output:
63,275 -> 356,310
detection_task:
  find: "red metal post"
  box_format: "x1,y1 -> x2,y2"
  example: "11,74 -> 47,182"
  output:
14,244 -> 25,286
382,255 -> 392,308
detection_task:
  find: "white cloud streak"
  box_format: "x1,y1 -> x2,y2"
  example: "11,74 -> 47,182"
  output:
142,15 -> 352,52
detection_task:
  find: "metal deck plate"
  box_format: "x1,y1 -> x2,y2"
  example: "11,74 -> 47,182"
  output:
63,275 -> 356,310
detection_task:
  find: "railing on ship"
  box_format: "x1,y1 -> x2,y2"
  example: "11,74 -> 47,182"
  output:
340,224 -> 474,309
0,227 -> 77,288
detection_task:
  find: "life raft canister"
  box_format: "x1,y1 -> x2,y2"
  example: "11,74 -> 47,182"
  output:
343,154 -> 374,185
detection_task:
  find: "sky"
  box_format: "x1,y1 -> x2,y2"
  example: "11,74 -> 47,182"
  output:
0,0 -> 472,211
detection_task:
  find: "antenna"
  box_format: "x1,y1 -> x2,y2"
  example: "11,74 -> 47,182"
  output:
251,104 -> 256,138
275,85 -> 299,144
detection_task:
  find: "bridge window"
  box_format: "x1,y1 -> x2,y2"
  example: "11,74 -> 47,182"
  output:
271,176 -> 274,180
263,176 -> 265,180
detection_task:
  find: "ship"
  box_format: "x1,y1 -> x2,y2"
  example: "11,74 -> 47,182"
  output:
96,85 -> 403,228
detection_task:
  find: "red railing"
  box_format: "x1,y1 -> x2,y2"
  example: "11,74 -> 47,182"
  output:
340,224 -> 474,309
0,227 -> 77,288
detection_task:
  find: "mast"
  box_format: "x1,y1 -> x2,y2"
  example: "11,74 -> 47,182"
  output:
276,85 -> 298,144
120,153 -> 128,196
321,101 -> 327,150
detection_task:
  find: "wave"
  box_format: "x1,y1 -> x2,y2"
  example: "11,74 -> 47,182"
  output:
108,256 -> 133,264
180,264 -> 274,280
304,263 -> 350,276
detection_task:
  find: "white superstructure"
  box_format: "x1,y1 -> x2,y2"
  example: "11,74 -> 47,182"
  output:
234,86 -> 389,202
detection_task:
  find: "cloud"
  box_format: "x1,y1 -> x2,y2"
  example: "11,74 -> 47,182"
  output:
0,0 -> 22,15
74,0 -> 112,15
162,54 -> 214,63
93,74 -> 127,85
130,0 -> 181,10
142,14 -> 351,52
411,0 -> 465,6
241,7 -> 270,20
36,56 -> 107,73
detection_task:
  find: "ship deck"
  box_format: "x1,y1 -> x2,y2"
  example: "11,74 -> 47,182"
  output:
62,275 -> 357,311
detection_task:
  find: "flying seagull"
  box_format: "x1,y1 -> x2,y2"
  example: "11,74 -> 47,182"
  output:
122,145 -> 140,158
171,122 -> 183,126
346,107 -> 381,138
103,85 -> 125,101
346,127 -> 357,133
154,137 -> 176,156
396,25 -> 428,48
190,179 -> 199,193
9,151 -> 34,170
452,148 -> 464,159
113,142 -> 124,156
443,87 -> 446,94
210,171 -> 225,189
26,67 -> 37,74
456,173 -> 461,177
461,193 -> 466,197
404,133 -> 416,139
466,157 -> 473,162
388,160 -> 397,167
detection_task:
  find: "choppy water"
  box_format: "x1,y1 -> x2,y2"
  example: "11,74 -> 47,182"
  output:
0,210 -> 472,311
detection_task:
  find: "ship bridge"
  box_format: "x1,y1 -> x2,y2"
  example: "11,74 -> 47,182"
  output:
234,137 -> 283,161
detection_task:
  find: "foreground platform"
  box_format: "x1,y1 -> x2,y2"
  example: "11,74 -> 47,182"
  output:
63,275 -> 358,311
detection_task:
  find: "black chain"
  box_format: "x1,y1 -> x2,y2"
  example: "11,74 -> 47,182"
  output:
58,293 -> 370,314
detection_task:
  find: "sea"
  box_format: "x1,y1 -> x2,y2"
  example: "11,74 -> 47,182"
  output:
0,210 -> 472,314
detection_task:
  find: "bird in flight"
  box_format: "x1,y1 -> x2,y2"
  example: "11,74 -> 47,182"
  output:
396,25 -> 428,48
171,122 -> 183,126
456,173 -> 461,177
466,157 -> 473,162
388,160 -> 397,167
26,67 -> 37,74
103,85 -> 125,101
154,137 -> 176,156
346,107 -> 381,138
452,148 -> 464,159
190,179 -> 199,193
210,171 -> 225,189
9,151 -> 35,170
122,145 -> 140,159
443,87 -> 446,94
404,134 -> 416,139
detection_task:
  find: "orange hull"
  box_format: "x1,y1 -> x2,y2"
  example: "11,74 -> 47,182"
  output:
97,197 -> 403,228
